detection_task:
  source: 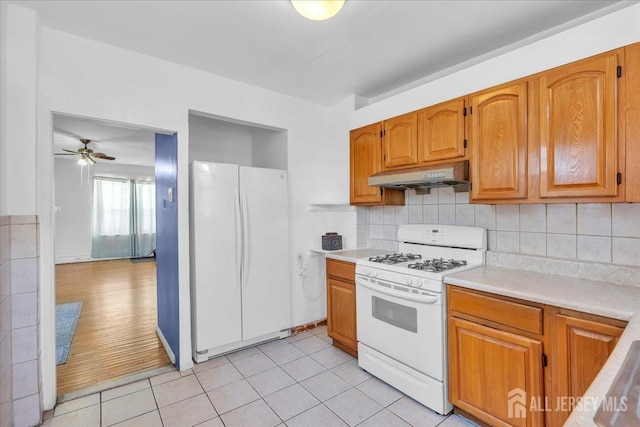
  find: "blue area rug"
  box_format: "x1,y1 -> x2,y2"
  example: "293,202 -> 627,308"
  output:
56,301 -> 83,365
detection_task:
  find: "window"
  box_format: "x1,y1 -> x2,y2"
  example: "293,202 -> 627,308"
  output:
91,176 -> 156,258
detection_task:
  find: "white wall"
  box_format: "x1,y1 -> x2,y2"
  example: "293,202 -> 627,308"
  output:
188,114 -> 253,166
189,114 -> 289,171
252,128 -> 288,171
33,21 -> 345,409
0,4 -> 38,216
0,0 -> 7,215
53,158 -> 155,263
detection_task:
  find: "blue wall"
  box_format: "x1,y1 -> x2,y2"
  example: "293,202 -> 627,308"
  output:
155,133 -> 180,367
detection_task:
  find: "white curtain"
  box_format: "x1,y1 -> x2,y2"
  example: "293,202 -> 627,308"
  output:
132,180 -> 156,257
91,177 -> 156,258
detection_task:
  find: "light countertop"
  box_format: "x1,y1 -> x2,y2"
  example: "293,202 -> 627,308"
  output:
324,248 -> 389,263
444,265 -> 640,426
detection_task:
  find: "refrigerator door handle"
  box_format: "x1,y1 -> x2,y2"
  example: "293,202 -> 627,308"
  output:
241,191 -> 250,288
234,188 -> 242,288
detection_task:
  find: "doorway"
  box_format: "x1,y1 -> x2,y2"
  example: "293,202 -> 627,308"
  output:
52,114 -> 171,398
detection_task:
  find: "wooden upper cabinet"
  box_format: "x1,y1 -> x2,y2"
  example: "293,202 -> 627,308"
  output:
539,51 -> 620,198
351,123 -> 383,204
625,42 -> 640,202
350,123 -> 404,206
383,112 -> 418,169
470,81 -> 528,201
417,98 -> 466,163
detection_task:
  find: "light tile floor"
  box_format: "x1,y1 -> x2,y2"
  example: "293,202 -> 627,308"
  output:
43,326 -> 475,427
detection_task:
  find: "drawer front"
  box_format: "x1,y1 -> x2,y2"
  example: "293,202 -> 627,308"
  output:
449,287 -> 543,335
326,259 -> 355,282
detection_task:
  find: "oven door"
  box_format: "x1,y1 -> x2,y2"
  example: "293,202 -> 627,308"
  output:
356,274 -> 444,381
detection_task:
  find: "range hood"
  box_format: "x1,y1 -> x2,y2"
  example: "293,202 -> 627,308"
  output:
368,161 -> 469,194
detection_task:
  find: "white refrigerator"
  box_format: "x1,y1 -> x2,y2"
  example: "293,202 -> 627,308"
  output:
190,161 -> 290,362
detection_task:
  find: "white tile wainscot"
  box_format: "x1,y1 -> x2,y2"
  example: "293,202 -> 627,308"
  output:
444,255 -> 640,427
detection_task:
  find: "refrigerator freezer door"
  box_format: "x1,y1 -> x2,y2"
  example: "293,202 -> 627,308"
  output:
239,167 -> 290,341
191,161 -> 243,351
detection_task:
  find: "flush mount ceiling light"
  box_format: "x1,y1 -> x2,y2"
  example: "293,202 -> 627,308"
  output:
291,0 -> 345,21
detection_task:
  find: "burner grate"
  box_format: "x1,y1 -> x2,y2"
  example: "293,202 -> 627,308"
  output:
368,253 -> 422,265
407,258 -> 468,272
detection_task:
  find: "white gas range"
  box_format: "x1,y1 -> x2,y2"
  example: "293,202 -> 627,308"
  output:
356,224 -> 486,415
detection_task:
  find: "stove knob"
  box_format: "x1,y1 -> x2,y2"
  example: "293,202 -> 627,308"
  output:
370,270 -> 378,278
415,280 -> 423,288
402,276 -> 413,286
363,268 -> 370,276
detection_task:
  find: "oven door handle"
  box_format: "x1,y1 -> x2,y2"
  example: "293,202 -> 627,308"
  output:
356,277 -> 439,304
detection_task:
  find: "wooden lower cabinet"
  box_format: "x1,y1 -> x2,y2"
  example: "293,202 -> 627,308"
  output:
447,286 -> 627,427
554,313 -> 624,425
449,317 -> 545,427
326,259 -> 358,356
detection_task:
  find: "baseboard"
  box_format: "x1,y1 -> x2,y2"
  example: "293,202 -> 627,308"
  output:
55,256 -> 93,264
156,326 -> 176,364
55,256 -> 131,264
193,330 -> 290,364
290,318 -> 327,335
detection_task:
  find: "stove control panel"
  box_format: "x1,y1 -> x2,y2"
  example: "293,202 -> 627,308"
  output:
427,228 -> 446,238
397,224 -> 487,250
355,264 -> 443,294
400,275 -> 414,286
360,268 -> 378,278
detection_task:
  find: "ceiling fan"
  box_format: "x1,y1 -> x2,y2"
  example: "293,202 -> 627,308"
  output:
55,138 -> 115,165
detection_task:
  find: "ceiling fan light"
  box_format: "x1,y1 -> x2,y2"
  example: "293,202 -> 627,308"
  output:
291,0 -> 345,21
77,157 -> 88,166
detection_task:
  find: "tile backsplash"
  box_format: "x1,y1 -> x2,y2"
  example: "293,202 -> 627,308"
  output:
356,188 -> 640,268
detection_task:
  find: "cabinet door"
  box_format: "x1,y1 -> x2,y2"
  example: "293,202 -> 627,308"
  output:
470,82 -> 528,201
418,98 -> 466,163
555,314 -> 624,424
449,317 -> 544,427
350,123 -> 405,206
350,123 -> 383,204
626,43 -> 640,201
540,52 -> 619,198
327,277 -> 357,355
383,112 -> 418,169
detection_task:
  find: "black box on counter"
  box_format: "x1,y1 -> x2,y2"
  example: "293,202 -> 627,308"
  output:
322,232 -> 342,250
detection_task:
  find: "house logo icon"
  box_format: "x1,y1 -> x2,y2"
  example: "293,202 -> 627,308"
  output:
508,388 -> 527,419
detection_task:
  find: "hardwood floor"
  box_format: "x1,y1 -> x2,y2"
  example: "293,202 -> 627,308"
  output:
56,259 -> 171,397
